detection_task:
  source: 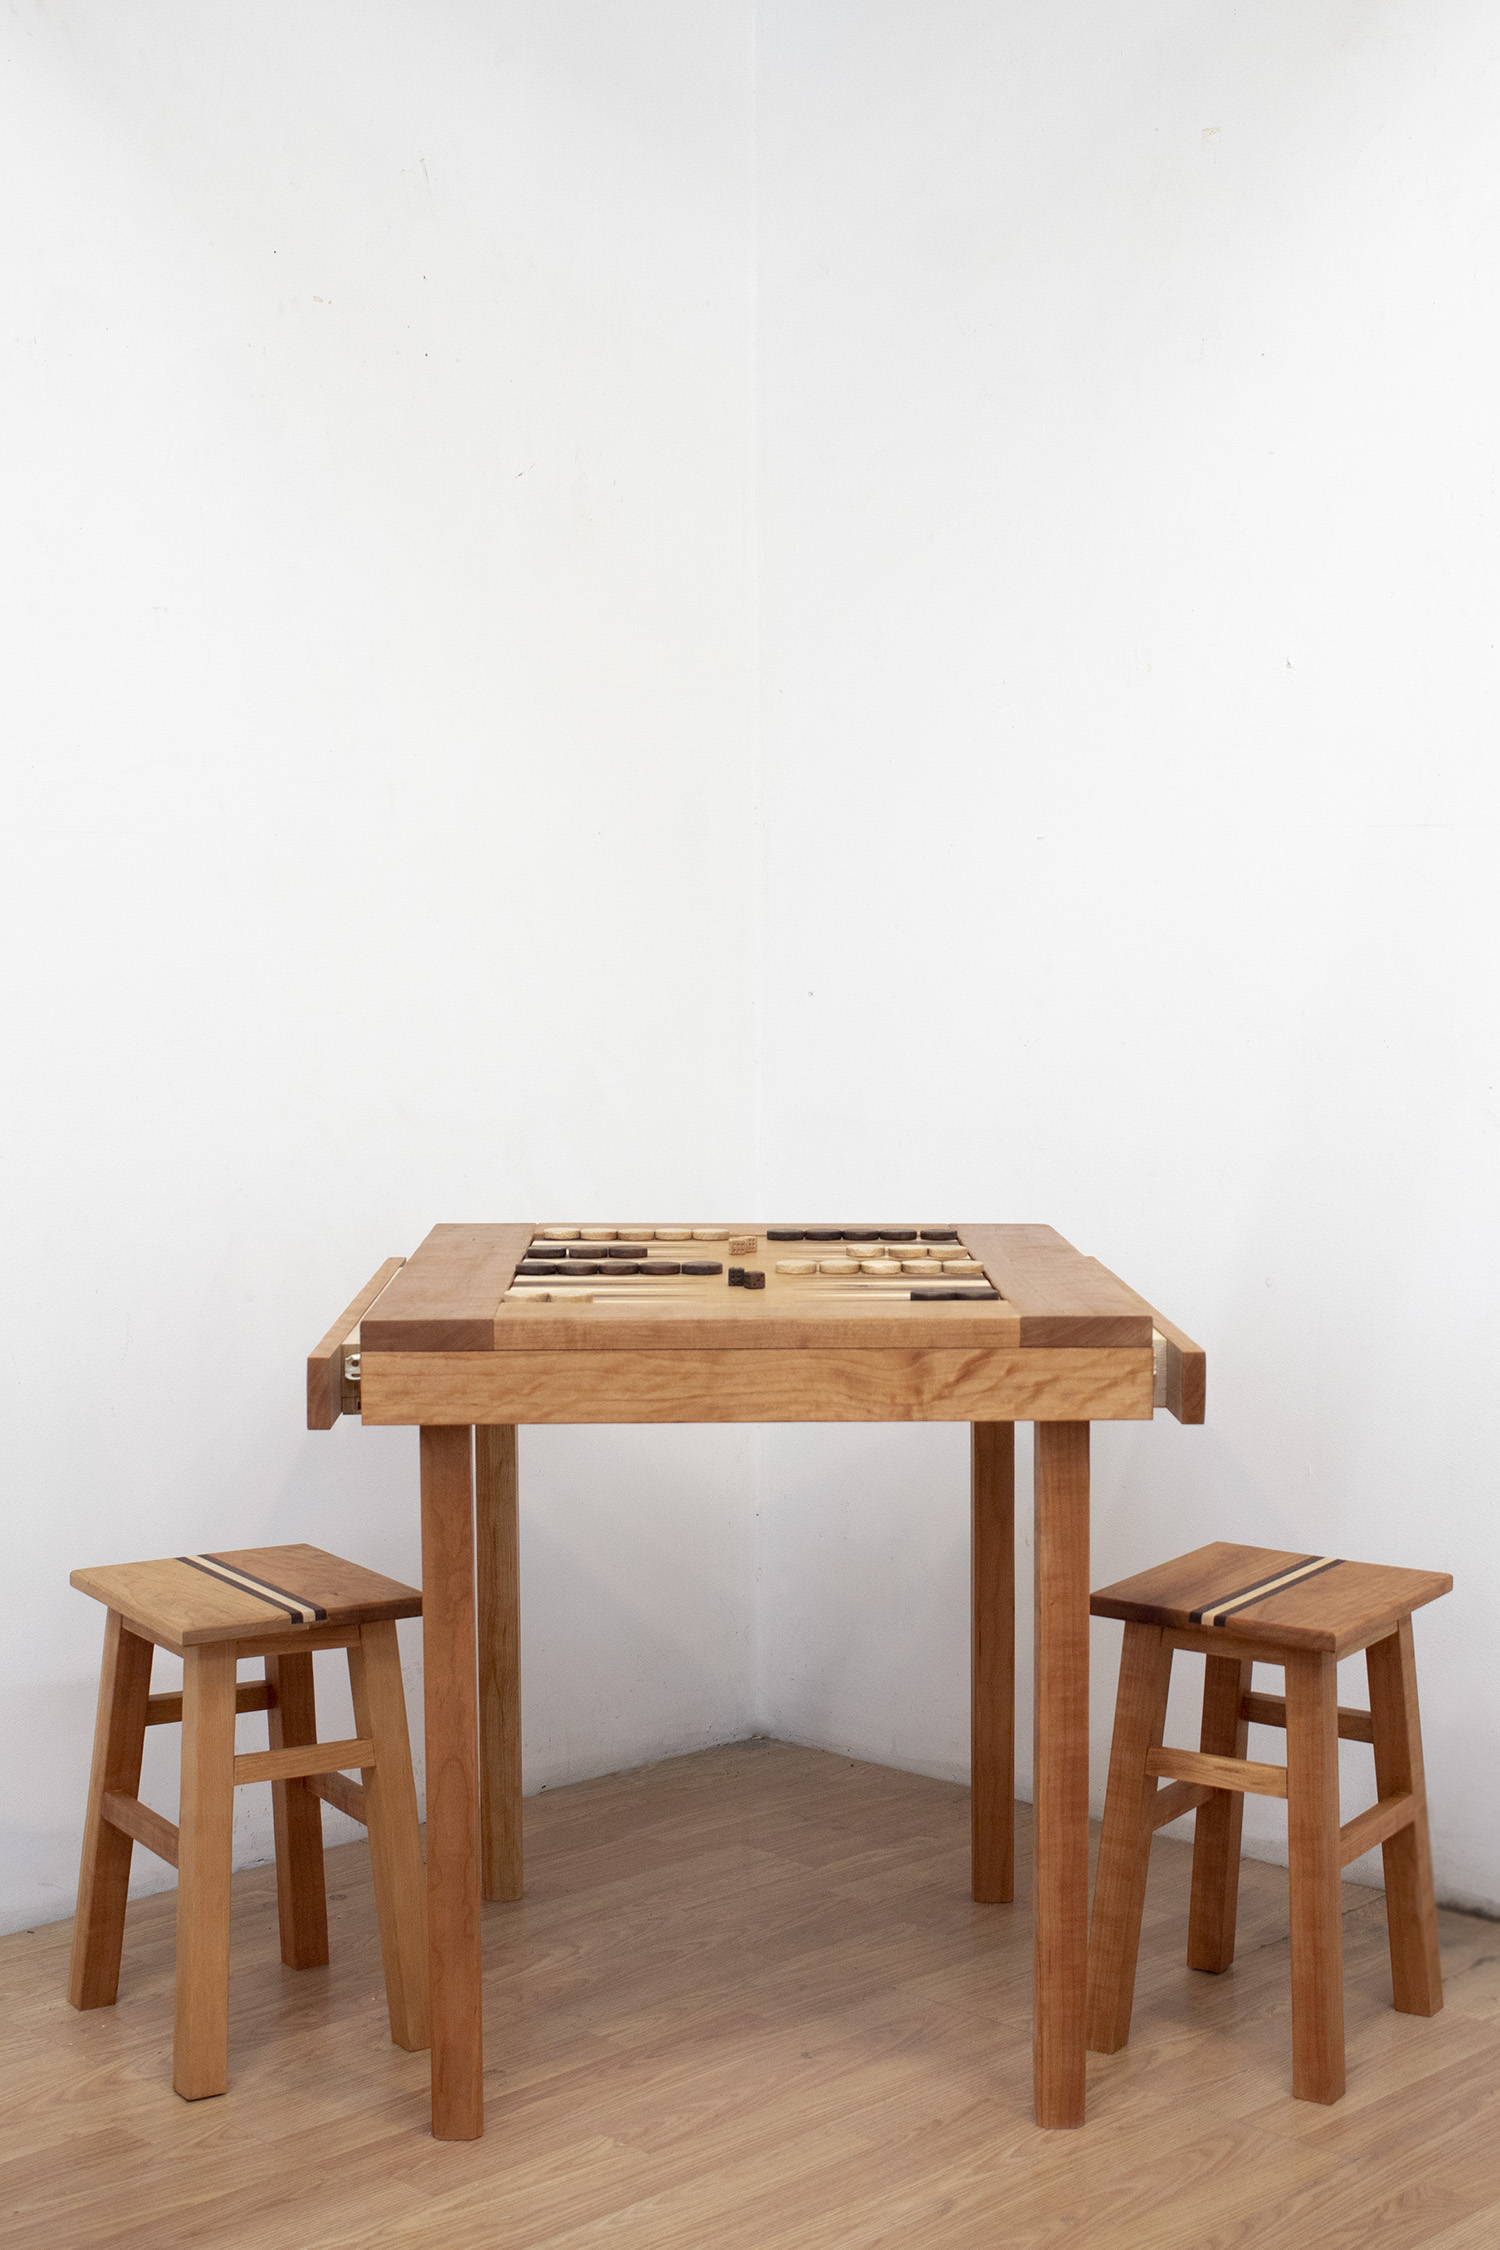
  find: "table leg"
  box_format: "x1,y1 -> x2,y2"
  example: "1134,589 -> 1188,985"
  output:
1032,1420 -> 1090,2128
476,1424 -> 523,1903
420,1422 -> 483,2140
971,1422 -> 1015,1903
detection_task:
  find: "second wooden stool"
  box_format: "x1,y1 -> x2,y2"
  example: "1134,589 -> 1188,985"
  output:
1086,1541 -> 1450,2103
68,1543 -> 428,2099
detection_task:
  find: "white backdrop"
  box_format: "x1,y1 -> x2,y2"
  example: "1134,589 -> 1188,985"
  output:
1,0 -> 760,1931
5,2 -> 1497,1934
755,0 -> 1500,1909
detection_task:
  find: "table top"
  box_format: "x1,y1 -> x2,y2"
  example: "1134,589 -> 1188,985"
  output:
309,1223 -> 1205,1431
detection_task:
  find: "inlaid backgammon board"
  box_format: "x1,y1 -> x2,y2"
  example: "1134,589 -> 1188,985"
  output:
506,1222 -> 996,1301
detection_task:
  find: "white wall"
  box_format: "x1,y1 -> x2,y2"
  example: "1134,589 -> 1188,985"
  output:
7,2 -> 1498,1936
755,1 -> 1500,1908
1,0 -> 758,1932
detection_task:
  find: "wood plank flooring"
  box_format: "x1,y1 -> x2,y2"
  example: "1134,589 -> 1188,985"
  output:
5,1738 -> 1499,2249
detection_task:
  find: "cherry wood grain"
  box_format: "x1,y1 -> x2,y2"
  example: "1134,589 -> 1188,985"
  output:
348,1222 -> 1191,1357
1185,1652 -> 1254,1973
70,1546 -> 422,1650
1091,1541 -> 1452,1656
1088,1572 -> 1450,2107
476,1424 -> 523,1904
1032,1420 -> 1090,2127
306,1257 -> 405,1429
1367,1616 -> 1443,2018
1085,1621 -> 1173,2055
316,1221 -> 1203,2141
1285,1649 -> 1345,2103
970,1422 -> 1014,1905
419,1423 -> 483,2139
362,1226 -> 535,1353
1241,1689 -> 1376,1743
348,1620 -> 431,2054
173,1642 -> 239,2099
957,1227 -> 1152,1348
1145,1744 -> 1288,1797
493,1269 -> 1025,1353
361,1345 -> 1154,1428
97,1789 -> 179,1867
67,1611 -> 154,2012
264,1651 -> 329,1971
144,1681 -> 275,1727
1080,1256 -> 1205,1423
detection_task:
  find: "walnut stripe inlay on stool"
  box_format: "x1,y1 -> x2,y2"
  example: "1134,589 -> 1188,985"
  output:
1085,1540 -> 1452,2104
67,1543 -> 428,2102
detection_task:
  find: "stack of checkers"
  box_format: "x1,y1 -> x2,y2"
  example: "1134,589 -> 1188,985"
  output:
767,1228 -> 995,1300
518,1244 -> 725,1278
512,1227 -> 734,1302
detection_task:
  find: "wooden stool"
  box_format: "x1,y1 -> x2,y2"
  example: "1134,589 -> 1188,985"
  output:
1086,1542 -> 1450,2103
68,1544 -> 429,2100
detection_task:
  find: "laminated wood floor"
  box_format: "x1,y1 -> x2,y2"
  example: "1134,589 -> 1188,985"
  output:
5,1737 -> 1500,2250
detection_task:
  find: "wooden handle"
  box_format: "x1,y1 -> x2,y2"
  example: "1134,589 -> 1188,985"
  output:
307,1259 -> 407,1431
1151,1310 -> 1206,1425
1084,1257 -> 1204,1425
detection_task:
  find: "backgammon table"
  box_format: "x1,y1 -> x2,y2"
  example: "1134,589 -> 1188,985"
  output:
308,1221 -> 1205,2137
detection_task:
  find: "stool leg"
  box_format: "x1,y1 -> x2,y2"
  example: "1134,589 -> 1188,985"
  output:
1187,1654 -> 1254,1974
1285,1648 -> 1344,2103
265,1651 -> 330,1970
68,1610 -> 154,2009
1366,1617 -> 1442,2017
349,1621 -> 431,2052
173,1642 -> 238,2100
1086,1622 -> 1174,2054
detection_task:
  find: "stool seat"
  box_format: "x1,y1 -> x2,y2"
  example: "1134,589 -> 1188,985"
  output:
1086,1540 -> 1450,2105
1091,1541 -> 1452,1655
69,1543 -> 422,1649
69,1543 -> 428,2101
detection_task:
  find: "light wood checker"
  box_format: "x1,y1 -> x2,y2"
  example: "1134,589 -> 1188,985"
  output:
70,1545 -> 422,1649
13,1741 -> 1497,2250
1091,1542 -> 1453,1657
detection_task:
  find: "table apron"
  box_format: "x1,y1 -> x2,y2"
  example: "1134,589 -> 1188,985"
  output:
359,1347 -> 1153,1425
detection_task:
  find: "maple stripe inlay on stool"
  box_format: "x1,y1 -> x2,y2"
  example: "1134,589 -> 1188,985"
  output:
177,1552 -> 330,1623
67,1543 -> 429,2102
1085,1541 -> 1452,2104
1188,1552 -> 1343,1627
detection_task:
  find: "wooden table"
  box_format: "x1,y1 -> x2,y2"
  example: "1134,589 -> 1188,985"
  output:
308,1222 -> 1204,2138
